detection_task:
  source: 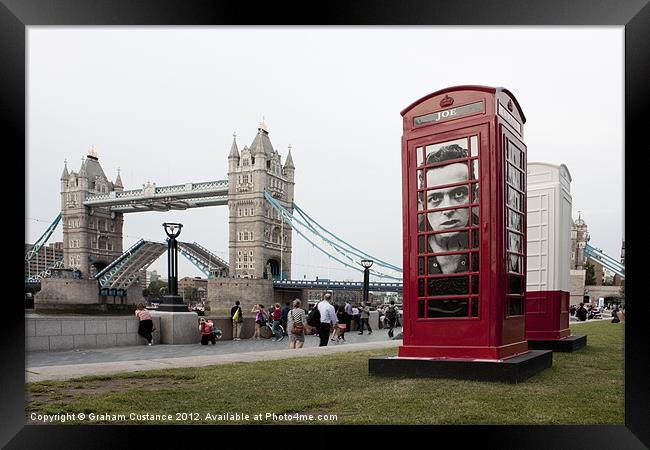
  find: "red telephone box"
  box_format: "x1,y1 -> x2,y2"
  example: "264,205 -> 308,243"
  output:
398,86 -> 529,360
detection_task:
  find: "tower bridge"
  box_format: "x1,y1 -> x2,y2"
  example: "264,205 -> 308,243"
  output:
55,120 -> 295,283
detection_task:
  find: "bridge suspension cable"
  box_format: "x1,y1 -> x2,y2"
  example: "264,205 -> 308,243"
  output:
263,192 -> 402,281
292,202 -> 402,272
25,213 -> 62,262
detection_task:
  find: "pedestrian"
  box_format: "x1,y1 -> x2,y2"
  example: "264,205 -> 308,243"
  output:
271,302 -> 284,341
251,304 -> 267,340
344,300 -> 353,333
385,300 -> 399,338
199,317 -> 216,345
230,300 -> 243,341
135,303 -> 154,346
317,292 -> 338,347
287,299 -> 307,349
575,302 -> 588,322
352,305 -> 361,331
281,301 -> 291,336
358,301 -> 372,335
335,305 -> 348,342
378,304 -> 387,329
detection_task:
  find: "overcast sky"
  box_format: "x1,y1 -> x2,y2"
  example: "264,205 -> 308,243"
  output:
26,27 -> 624,282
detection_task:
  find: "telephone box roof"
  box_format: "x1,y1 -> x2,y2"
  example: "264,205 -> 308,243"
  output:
400,85 -> 526,124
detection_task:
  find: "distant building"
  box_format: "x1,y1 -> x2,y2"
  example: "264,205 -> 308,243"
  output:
25,241 -> 64,278
178,276 -> 208,303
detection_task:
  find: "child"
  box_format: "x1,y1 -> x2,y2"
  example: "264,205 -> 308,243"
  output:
199,318 -> 216,345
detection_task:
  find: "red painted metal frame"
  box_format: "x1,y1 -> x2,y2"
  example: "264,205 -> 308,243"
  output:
399,86 -> 528,360
525,290 -> 571,340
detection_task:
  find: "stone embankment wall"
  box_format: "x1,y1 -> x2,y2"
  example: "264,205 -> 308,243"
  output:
26,315 -> 161,352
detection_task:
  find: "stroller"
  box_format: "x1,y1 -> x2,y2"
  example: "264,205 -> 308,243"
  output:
207,319 -> 223,340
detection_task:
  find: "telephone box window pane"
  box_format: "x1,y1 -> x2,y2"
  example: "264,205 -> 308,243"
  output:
426,186 -> 470,210
471,252 -> 479,271
418,235 -> 425,254
471,228 -> 480,249
508,210 -> 522,231
425,138 -> 468,165
507,186 -> 522,211
471,298 -> 479,317
471,183 -> 479,203
427,275 -> 469,296
418,300 -> 425,318
507,142 -> 521,167
418,214 -> 431,232
418,257 -> 425,275
471,160 -> 479,181
416,146 -> 424,167
418,278 -> 425,297
471,275 -> 479,294
509,275 -> 523,294
509,142 -> 524,168
508,297 -> 523,316
427,250 -> 469,274
508,254 -> 521,273
417,169 -> 424,189
428,230 -> 469,254
507,165 -> 522,190
470,135 -> 478,157
508,232 -> 521,252
427,299 -> 469,318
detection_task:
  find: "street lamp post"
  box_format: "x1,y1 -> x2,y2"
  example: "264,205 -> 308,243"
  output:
361,259 -> 373,305
157,222 -> 187,312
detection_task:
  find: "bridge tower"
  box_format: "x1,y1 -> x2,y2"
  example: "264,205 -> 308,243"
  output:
227,120 -> 295,279
570,212 -> 590,270
60,148 -> 125,278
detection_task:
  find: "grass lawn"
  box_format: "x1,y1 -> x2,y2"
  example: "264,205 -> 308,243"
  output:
26,320 -> 624,425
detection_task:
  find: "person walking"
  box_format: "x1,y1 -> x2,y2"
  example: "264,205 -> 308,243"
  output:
358,301 -> 372,335
287,299 -> 307,349
251,304 -> 267,340
318,292 -> 337,347
385,300 -> 399,338
135,303 -> 154,346
271,302 -> 284,341
230,300 -> 243,341
344,300 -> 353,333
281,301 -> 291,336
352,305 -> 361,331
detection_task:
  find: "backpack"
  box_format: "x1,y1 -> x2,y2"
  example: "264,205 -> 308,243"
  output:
307,303 -> 321,327
386,305 -> 397,321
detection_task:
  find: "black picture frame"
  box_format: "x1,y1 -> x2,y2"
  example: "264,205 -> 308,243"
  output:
3,0 -> 648,447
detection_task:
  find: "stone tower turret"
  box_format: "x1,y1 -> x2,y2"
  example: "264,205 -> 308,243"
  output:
60,147 -> 124,278
227,119 -> 295,279
571,212 -> 590,270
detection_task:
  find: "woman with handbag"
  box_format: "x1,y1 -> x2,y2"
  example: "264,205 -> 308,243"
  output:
251,304 -> 267,340
287,299 -> 307,349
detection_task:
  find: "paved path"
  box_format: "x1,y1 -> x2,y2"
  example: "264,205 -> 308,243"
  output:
26,327 -> 402,383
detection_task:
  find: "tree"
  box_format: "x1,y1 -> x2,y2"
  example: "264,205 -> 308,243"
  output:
183,286 -> 200,303
585,262 -> 597,285
148,280 -> 168,300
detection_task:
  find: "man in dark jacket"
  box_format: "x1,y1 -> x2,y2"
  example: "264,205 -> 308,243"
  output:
576,303 -> 588,322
